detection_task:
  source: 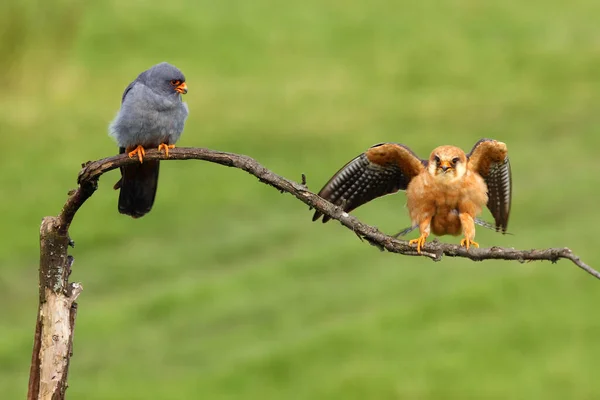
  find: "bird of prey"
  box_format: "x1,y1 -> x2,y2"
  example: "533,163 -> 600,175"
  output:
312,139 -> 512,252
109,62 -> 189,218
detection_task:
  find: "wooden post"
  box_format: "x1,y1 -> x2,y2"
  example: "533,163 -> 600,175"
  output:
27,217 -> 82,400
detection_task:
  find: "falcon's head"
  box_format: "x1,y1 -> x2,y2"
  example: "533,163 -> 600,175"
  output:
427,145 -> 467,181
141,62 -> 188,98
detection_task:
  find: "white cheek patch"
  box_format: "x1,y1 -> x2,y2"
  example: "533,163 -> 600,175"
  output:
455,162 -> 467,178
428,163 -> 437,176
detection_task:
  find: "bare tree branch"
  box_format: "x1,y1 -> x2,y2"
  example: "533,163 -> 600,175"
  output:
75,147 -> 599,279
28,146 -> 599,398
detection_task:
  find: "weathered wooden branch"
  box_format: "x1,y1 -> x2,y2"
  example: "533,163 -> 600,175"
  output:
28,218 -> 82,400
76,147 -> 599,276
28,146 -> 599,399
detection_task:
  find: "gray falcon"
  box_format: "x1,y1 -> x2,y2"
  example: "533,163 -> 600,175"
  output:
109,62 -> 189,218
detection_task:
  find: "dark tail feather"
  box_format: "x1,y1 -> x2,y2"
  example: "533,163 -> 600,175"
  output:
393,225 -> 418,238
115,159 -> 160,218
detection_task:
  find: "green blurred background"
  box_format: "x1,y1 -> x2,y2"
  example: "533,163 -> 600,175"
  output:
2,0 -> 600,398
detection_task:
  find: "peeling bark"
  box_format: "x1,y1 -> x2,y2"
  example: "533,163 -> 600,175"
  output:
28,218 -> 82,400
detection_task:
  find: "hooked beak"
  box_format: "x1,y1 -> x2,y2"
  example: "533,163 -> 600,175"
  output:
439,160 -> 452,172
175,82 -> 188,94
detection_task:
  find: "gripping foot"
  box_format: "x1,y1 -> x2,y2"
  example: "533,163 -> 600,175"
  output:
128,145 -> 146,163
409,234 -> 428,253
158,143 -> 175,157
460,238 -> 479,250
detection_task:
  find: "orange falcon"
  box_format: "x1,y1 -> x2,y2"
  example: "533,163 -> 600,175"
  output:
312,139 -> 512,252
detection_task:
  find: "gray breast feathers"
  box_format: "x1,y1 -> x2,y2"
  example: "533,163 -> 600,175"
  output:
109,83 -> 188,148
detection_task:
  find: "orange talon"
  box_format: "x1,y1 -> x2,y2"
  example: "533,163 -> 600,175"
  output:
128,145 -> 146,163
158,143 -> 175,157
408,234 -> 428,254
460,238 -> 479,250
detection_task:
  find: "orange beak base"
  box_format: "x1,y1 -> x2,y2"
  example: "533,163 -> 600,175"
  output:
175,82 -> 188,94
438,160 -> 453,172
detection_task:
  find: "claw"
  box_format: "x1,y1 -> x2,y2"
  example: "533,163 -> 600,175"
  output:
408,234 -> 428,253
460,238 -> 479,250
158,143 -> 175,157
128,145 -> 146,163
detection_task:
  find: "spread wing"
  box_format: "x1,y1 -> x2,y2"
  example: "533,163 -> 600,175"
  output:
313,143 -> 426,222
467,138 -> 512,233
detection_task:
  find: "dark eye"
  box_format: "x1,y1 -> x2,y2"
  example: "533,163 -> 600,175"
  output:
452,157 -> 460,164
434,155 -> 440,164
170,79 -> 181,86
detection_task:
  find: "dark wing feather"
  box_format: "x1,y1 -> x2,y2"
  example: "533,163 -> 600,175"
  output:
467,138 -> 512,233
121,81 -> 136,104
313,143 -> 426,222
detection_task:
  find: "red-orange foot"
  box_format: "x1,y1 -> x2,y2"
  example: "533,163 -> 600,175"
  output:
128,145 -> 146,163
409,234 -> 428,253
158,143 -> 175,157
460,238 -> 479,250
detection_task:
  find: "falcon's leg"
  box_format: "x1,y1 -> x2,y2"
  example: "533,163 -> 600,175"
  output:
408,217 -> 431,254
459,213 -> 479,250
158,143 -> 175,157
127,145 -> 146,163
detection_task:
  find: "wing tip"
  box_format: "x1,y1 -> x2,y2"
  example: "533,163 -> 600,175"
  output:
312,211 -> 323,222
312,211 -> 332,223
496,217 -> 509,234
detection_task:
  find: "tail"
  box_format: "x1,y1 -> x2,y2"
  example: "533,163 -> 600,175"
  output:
392,217 -> 513,238
114,148 -> 160,218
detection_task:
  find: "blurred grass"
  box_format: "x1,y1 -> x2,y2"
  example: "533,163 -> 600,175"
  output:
2,0 -> 600,398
